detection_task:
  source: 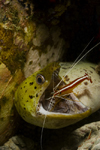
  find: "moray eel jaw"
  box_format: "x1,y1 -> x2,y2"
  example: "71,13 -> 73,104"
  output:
38,102 -> 90,119
35,87 -> 91,126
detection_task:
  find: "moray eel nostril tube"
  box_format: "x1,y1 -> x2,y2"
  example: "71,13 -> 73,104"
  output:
15,62 -> 100,129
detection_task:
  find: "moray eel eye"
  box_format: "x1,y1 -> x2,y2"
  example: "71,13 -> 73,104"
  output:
36,74 -> 45,84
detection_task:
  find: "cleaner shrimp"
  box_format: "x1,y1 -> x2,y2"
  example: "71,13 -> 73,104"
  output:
39,38 -> 100,149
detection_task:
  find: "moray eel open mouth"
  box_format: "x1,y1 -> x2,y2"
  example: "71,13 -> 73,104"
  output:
37,73 -> 89,116
38,93 -> 89,115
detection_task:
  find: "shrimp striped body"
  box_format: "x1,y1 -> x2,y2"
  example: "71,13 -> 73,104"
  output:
53,73 -> 92,97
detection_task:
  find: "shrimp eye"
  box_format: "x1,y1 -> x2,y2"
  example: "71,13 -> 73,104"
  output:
36,74 -> 45,84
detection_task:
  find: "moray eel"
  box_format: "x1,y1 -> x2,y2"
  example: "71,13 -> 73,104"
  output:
15,62 -> 100,129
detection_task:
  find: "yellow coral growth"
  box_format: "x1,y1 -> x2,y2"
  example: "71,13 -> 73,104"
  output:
0,26 -> 26,73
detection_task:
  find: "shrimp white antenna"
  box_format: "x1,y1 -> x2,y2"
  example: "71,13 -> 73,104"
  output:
40,114 -> 47,150
65,41 -> 100,75
71,37 -> 94,65
55,39 -> 100,90
40,63 -> 55,150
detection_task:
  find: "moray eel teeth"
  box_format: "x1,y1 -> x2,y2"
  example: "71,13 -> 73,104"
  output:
37,84 -> 90,117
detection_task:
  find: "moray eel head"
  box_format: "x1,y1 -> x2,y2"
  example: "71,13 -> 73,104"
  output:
15,62 -> 91,129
